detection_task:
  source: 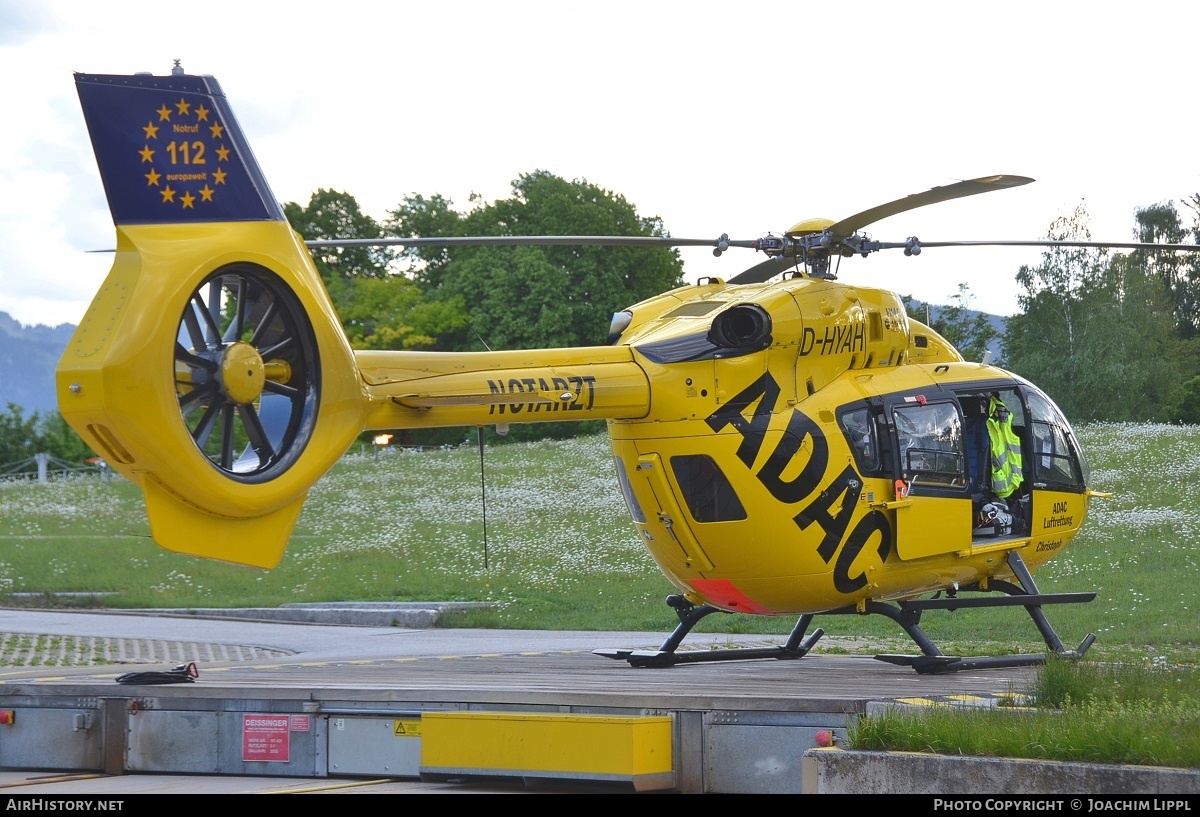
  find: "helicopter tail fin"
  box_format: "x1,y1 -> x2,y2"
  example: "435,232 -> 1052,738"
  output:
58,71 -> 364,568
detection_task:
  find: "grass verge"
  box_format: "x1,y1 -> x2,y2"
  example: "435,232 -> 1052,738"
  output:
849,656 -> 1200,768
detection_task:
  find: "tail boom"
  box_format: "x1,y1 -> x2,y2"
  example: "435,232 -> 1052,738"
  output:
357,347 -> 651,430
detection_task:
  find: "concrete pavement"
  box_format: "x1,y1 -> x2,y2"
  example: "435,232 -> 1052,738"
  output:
0,604 -> 759,670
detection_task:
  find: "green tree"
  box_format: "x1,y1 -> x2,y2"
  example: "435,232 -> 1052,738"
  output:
283,189 -> 394,309
0,406 -> 96,470
339,276 -> 469,351
1103,249 -> 1186,417
905,284 -> 1000,364
284,189 -> 472,352
1176,375 -> 1200,424
0,403 -> 39,467
1175,196 -> 1200,339
36,411 -> 96,463
936,284 -> 1000,364
387,170 -> 686,351
1004,203 -> 1181,422
385,192 -> 463,288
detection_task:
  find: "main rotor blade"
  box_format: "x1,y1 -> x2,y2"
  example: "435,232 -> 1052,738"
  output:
726,237 -> 1200,287
728,256 -> 798,285
828,175 -> 1034,240
304,235 -> 756,251
889,239 -> 1200,252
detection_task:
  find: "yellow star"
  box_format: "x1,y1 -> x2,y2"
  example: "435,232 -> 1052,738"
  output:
212,168 -> 227,185
139,146 -> 155,163
194,105 -> 209,121
199,185 -> 215,202
161,186 -> 176,203
216,145 -> 230,162
175,97 -> 191,116
156,104 -> 172,121
143,122 -> 159,140
145,169 -> 161,186
181,191 -> 196,209
209,122 -> 224,139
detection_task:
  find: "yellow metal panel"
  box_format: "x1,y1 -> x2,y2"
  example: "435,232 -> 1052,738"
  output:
421,712 -> 673,777
142,476 -> 306,569
894,496 -> 971,560
635,453 -> 714,571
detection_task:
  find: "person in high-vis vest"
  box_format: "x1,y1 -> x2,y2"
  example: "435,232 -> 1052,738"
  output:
987,395 -> 1023,499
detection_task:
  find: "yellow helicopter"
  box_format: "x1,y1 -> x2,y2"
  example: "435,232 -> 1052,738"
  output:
58,68 -> 1200,674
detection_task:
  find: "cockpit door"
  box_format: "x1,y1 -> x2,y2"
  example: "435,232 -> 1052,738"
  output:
888,398 -> 973,560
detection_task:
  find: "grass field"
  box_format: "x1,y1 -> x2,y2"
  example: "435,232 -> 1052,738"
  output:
1,423 -> 1197,663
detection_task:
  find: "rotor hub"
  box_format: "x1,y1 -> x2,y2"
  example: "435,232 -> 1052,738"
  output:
218,342 -> 266,405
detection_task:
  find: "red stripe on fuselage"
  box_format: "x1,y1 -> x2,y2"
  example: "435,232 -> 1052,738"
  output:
690,579 -> 775,615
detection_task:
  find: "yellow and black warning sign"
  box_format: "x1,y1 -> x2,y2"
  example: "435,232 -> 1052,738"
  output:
393,719 -> 422,738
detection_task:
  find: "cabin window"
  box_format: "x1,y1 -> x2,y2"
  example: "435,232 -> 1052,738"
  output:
670,454 -> 748,523
893,402 -> 966,487
1025,390 -> 1085,489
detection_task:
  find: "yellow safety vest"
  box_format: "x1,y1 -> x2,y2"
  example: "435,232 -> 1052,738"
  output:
987,397 -> 1023,499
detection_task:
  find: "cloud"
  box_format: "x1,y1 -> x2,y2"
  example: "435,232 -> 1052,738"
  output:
0,1 -> 57,46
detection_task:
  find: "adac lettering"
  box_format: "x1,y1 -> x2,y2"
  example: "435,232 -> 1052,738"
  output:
1041,500 -> 1074,530
486,375 -> 596,414
798,321 -> 866,357
706,373 -> 892,593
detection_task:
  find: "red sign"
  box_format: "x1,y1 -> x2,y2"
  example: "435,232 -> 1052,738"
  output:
242,714 -> 291,762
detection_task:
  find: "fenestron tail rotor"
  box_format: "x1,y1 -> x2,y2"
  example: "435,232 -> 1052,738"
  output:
175,265 -> 320,481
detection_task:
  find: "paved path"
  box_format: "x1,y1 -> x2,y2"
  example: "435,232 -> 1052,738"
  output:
0,606 -> 782,671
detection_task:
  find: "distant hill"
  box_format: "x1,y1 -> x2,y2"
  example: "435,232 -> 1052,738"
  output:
0,312 -> 75,417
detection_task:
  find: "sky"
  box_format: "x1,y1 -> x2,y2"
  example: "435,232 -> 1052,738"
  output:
3,0 -> 1199,329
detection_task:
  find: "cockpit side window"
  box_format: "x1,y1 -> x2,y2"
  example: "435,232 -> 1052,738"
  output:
839,406 -> 882,475
671,454 -> 748,523
893,402 -> 966,488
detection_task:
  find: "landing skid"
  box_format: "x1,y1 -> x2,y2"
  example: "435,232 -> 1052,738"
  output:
594,601 -> 826,668
594,552 -> 1097,674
